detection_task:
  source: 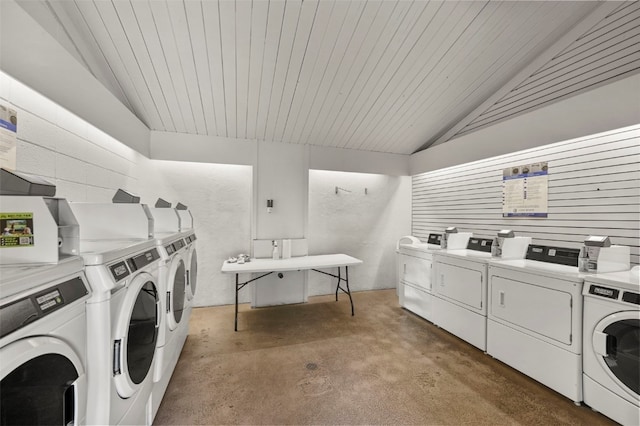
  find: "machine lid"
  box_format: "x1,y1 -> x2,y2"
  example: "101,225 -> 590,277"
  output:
0,256 -> 85,300
79,239 -> 157,265
595,315 -> 640,397
0,168 -> 56,196
583,267 -> 640,293
489,259 -> 585,283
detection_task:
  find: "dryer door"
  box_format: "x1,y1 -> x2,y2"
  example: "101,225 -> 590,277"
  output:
167,254 -> 187,330
593,312 -> 640,399
1,336 -> 86,425
113,272 -> 159,398
186,247 -> 198,301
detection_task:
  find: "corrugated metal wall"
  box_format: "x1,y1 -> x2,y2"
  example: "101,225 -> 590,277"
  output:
412,125 -> 640,265
456,2 -> 640,137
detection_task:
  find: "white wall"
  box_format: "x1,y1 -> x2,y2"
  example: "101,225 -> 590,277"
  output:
411,72 -> 640,174
0,71 -> 146,201
138,160 -> 253,307
412,125 -> 640,265
308,170 -> 411,295
0,0 -> 149,156
1,71 -> 255,308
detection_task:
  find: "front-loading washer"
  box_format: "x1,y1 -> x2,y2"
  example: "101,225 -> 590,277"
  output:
182,231 -> 198,316
80,239 -> 161,426
0,256 -> 90,425
487,244 -> 584,404
150,232 -> 188,419
432,237 -> 495,350
582,266 -> 639,425
177,207 -> 197,320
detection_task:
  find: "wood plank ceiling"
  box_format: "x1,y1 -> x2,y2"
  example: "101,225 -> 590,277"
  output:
25,0 -> 631,155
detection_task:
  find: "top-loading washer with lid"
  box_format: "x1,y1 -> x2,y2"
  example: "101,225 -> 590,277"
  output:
432,237 -> 494,350
396,232 -> 470,322
487,245 -> 584,403
582,266 -> 639,425
488,240 -> 631,405
433,233 -> 531,351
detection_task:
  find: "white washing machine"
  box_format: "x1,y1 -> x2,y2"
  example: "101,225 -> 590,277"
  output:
177,207 -> 197,319
583,266 -> 639,425
0,256 -> 90,425
80,238 -> 161,426
396,234 -> 441,321
150,232 -> 188,419
183,232 -> 198,313
432,237 -> 494,351
487,244 -> 584,404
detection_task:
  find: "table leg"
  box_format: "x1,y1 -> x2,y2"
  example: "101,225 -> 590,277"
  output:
346,266 -> 354,316
235,273 -> 239,332
335,267 -> 341,301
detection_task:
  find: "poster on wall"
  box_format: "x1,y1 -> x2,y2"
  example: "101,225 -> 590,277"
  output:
502,162 -> 548,217
1,212 -> 34,248
0,103 -> 17,170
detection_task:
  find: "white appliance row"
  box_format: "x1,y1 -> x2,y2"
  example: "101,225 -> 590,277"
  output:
0,177 -> 198,426
396,231 -> 638,425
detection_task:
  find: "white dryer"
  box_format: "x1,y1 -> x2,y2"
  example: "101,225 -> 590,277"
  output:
177,207 -> 198,319
150,232 -> 188,419
582,266 -> 639,425
487,245 -> 584,404
432,237 -> 494,350
0,256 -> 90,425
80,239 -> 161,426
183,232 -> 198,313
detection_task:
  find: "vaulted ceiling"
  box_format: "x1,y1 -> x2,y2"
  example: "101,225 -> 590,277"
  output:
18,0 -> 640,155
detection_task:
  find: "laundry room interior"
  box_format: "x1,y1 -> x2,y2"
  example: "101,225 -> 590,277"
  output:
0,0 -> 638,425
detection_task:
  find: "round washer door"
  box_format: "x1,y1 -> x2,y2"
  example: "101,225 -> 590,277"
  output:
592,311 -> 640,400
113,272 -> 159,398
1,336 -> 87,425
186,247 -> 198,301
166,255 -> 187,330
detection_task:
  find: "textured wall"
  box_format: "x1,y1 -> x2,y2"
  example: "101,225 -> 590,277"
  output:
139,160 -> 253,307
2,71 -> 254,307
307,170 -> 411,296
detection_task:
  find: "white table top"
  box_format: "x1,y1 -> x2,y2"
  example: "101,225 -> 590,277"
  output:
221,254 -> 362,274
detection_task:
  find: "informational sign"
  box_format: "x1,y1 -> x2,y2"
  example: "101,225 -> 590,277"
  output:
0,103 -> 17,170
502,162 -> 548,217
1,212 -> 34,247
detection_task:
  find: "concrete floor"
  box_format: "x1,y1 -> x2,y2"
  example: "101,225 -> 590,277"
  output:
154,289 -> 615,425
